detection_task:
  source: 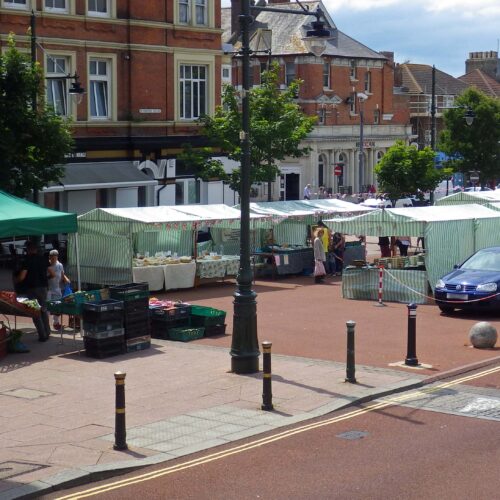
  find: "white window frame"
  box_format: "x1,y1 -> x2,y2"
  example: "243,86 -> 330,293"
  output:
221,64 -> 231,84
349,59 -> 357,80
88,55 -> 116,121
175,178 -> 200,205
285,62 -> 295,87
176,0 -> 211,27
323,61 -> 330,89
179,64 -> 208,120
45,54 -> 71,117
87,0 -> 115,18
3,0 -> 30,9
442,95 -> 455,109
44,0 -> 68,13
364,71 -> 371,93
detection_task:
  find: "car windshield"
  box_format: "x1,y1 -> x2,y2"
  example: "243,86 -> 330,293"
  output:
461,250 -> 500,272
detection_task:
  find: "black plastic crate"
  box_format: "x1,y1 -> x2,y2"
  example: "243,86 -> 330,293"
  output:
150,306 -> 190,322
204,324 -> 227,337
83,336 -> 125,358
151,317 -> 189,339
123,297 -> 149,313
189,306 -> 226,328
83,299 -> 124,313
109,283 -> 149,302
83,327 -> 125,340
125,322 -> 150,340
124,308 -> 149,325
82,308 -> 124,324
82,320 -> 123,334
126,335 -> 151,352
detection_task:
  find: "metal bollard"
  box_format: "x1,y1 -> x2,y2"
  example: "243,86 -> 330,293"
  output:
261,341 -> 274,411
113,371 -> 128,450
345,320 -> 357,383
405,303 -> 419,366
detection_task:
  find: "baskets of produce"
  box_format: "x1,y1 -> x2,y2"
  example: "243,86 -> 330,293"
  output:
167,326 -> 204,342
189,305 -> 226,327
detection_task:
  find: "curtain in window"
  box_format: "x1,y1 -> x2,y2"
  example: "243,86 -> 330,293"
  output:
90,81 -> 108,117
195,0 -> 206,24
47,79 -> 67,115
179,0 -> 190,23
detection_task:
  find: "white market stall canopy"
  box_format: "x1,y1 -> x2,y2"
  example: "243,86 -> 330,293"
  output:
323,204 -> 500,290
435,190 -> 500,209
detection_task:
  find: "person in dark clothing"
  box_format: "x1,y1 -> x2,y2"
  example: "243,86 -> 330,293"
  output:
378,236 -> 391,258
16,241 -> 51,341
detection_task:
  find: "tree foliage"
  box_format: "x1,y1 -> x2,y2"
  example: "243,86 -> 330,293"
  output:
375,140 -> 446,202
183,63 -> 316,195
439,88 -> 500,186
0,36 -> 74,198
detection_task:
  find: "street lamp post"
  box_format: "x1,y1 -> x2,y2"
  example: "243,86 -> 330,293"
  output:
230,0 -> 330,374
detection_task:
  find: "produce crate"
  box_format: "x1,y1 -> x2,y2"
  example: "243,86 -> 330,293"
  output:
125,321 -> 150,340
189,305 -> 226,328
151,317 -> 189,339
82,320 -> 123,334
84,336 -> 125,358
167,326 -> 204,342
123,297 -> 149,313
83,327 -> 125,340
109,283 -> 149,302
150,304 -> 190,321
83,299 -> 124,313
204,324 -> 227,337
126,335 -> 151,352
124,308 -> 149,325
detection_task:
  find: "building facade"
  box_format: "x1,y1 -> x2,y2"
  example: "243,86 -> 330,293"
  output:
0,0 -> 227,213
222,0 -> 412,199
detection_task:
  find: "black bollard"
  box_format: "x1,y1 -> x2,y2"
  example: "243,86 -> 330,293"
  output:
261,341 -> 274,411
405,303 -> 419,366
113,371 -> 128,450
345,320 -> 357,383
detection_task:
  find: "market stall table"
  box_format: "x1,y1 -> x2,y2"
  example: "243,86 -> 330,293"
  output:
253,247 -> 313,279
132,265 -> 165,292
196,255 -> 240,279
164,261 -> 196,290
342,266 -> 429,304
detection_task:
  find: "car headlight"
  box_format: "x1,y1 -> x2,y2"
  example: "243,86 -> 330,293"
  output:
476,282 -> 498,292
435,279 -> 445,289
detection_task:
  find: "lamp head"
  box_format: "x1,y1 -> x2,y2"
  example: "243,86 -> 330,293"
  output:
68,76 -> 85,104
357,92 -> 368,102
303,15 -> 330,57
464,107 -> 475,126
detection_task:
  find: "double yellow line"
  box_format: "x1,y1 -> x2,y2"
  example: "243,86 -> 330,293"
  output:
57,364 -> 500,499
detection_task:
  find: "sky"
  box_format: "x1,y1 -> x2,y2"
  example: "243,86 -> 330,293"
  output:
220,0 -> 500,77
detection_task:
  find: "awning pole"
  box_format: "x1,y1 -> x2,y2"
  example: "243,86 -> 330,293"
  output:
75,232 -> 82,291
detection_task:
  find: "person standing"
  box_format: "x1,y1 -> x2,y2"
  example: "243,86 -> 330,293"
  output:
395,236 -> 411,256
378,236 -> 391,258
313,229 -> 327,283
303,184 -> 312,200
331,232 -> 345,276
16,241 -> 51,341
47,249 -> 70,331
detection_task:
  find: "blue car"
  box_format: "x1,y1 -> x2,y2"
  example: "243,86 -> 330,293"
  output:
434,246 -> 500,314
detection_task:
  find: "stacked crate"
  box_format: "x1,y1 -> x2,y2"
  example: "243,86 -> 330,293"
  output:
150,303 -> 191,340
189,305 -> 227,337
82,299 -> 125,358
109,283 -> 151,352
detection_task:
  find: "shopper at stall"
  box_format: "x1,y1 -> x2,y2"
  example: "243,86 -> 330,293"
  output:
378,236 -> 391,258
313,229 -> 327,283
16,241 -> 51,341
47,249 -> 70,331
395,236 -> 411,256
316,221 -> 331,274
331,232 -> 345,276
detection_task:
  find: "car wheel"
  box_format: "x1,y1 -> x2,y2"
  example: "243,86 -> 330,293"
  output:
438,304 -> 455,314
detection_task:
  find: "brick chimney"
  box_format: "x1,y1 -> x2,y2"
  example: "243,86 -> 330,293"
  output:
465,51 -> 500,82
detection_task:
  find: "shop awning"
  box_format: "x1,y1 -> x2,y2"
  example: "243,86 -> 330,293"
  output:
43,162 -> 158,192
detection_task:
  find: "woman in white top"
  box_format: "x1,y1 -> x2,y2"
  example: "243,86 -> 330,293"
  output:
313,229 -> 327,283
47,249 -> 70,330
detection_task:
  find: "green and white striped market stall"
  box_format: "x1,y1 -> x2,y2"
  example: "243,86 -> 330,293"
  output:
435,190 -> 500,209
67,205 -> 270,287
324,204 -> 500,304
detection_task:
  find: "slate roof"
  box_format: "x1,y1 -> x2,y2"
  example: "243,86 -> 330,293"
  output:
458,69 -> 500,98
400,64 -> 469,95
221,1 -> 386,60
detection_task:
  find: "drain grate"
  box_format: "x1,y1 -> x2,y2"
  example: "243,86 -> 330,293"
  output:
0,461 -> 48,480
336,430 -> 369,440
0,388 -> 54,400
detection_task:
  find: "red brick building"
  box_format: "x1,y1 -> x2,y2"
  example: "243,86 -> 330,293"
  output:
0,0 -> 225,212
223,0 -> 411,199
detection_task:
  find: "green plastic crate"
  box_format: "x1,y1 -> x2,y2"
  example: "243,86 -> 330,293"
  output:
168,326 -> 204,342
48,290 -> 101,316
189,305 -> 226,327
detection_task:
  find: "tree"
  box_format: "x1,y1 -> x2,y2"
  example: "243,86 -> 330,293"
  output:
183,63 -> 316,198
0,36 -> 74,198
439,88 -> 500,186
375,140 -> 446,202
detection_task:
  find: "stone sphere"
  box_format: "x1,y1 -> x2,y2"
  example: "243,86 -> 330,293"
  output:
469,322 -> 498,349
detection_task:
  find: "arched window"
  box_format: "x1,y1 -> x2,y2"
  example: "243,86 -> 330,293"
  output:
318,154 -> 327,187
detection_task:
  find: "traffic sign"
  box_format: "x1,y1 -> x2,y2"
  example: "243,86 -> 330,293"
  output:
334,164 -> 343,176
470,171 -> 480,182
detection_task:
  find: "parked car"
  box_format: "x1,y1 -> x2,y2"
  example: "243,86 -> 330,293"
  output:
360,197 -> 413,209
434,246 -> 500,313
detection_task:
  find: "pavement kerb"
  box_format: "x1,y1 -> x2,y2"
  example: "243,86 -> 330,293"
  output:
7,354 -> 500,500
